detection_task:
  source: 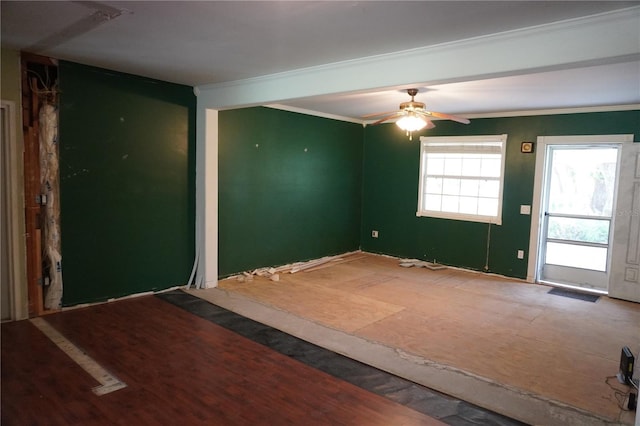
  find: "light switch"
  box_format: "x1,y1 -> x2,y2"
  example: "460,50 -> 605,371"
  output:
520,205 -> 531,215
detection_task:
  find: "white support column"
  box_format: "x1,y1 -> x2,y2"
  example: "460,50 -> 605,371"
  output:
191,104 -> 218,289
203,109 -> 219,288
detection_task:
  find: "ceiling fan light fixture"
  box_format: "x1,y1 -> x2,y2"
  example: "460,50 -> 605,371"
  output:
396,114 -> 427,132
365,88 -> 468,140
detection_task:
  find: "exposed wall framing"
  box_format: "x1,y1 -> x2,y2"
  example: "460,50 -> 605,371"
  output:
21,53 -> 61,315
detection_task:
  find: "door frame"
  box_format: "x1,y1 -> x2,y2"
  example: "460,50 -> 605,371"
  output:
527,134 -> 634,289
1,100 -> 28,320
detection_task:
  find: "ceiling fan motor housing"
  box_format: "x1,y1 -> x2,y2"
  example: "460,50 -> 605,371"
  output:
399,101 -> 425,111
400,88 -> 424,111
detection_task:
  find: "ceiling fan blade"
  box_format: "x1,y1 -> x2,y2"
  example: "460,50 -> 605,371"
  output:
362,110 -> 399,118
427,111 -> 470,124
370,112 -> 402,125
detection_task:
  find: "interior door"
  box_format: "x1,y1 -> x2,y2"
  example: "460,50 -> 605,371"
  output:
538,145 -> 620,292
609,142 -> 640,302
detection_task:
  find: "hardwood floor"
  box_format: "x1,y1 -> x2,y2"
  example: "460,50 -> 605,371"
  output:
1,295 -> 444,425
211,252 -> 640,425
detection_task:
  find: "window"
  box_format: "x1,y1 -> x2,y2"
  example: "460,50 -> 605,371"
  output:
417,134 -> 507,225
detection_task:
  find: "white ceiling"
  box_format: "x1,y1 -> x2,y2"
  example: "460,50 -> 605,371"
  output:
2,1 -> 639,121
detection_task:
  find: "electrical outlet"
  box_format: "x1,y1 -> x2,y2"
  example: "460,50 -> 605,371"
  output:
371,230 -> 379,238
520,205 -> 531,215
517,250 -> 524,259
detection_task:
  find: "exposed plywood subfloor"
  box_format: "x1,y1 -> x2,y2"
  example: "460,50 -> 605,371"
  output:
213,252 -> 639,425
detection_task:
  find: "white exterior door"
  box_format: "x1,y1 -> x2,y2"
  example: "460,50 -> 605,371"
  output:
609,141 -> 640,302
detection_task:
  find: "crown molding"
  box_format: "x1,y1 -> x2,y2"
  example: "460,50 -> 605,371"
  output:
265,104 -> 365,125
463,104 -> 640,119
265,104 -> 640,125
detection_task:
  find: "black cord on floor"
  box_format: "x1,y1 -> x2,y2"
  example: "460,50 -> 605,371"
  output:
605,375 -> 636,412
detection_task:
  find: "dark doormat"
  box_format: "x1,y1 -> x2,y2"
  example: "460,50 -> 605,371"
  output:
548,287 -> 600,302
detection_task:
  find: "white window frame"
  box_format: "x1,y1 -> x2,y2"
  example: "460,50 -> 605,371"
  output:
417,134 -> 508,225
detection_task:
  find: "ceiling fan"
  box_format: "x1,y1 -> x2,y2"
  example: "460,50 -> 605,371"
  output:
364,88 -> 470,140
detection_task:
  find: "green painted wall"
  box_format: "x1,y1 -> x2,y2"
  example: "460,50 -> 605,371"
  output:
59,62 -> 196,305
219,107 -> 363,276
361,110 -> 640,279
53,62 -> 639,302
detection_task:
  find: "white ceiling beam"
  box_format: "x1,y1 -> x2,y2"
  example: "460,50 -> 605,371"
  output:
196,7 -> 640,110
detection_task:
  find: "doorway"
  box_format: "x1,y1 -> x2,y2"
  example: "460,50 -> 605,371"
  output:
531,134 -> 634,295
538,144 -> 619,291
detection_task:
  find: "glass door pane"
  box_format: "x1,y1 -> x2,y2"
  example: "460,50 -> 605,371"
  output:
545,242 -> 608,271
547,216 -> 610,244
539,145 -> 619,290
547,147 -> 617,217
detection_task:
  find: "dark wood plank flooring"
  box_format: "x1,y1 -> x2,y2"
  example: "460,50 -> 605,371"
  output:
2,296 -> 444,426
